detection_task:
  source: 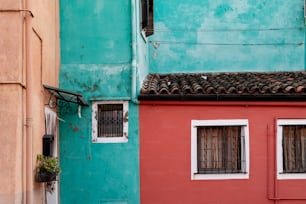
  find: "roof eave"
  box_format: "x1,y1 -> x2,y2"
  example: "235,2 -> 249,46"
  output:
138,94 -> 306,101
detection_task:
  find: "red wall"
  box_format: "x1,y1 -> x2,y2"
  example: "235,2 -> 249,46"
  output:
140,101 -> 306,204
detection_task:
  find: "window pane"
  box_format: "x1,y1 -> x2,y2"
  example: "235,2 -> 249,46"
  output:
140,0 -> 154,36
197,126 -> 244,174
97,104 -> 123,137
283,125 -> 306,173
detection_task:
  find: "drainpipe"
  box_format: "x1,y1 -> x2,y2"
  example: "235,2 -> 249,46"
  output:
25,0 -> 34,202
131,0 -> 138,104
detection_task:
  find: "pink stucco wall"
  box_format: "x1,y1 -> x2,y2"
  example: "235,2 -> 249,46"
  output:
140,101 -> 306,204
0,0 -> 59,203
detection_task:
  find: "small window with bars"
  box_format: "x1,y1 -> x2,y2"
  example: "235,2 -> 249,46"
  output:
191,120 -> 249,180
92,101 -> 128,143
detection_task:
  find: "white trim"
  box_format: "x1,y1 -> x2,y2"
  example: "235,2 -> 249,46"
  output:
191,119 -> 250,180
277,119 -> 306,179
192,119 -> 249,127
92,101 -> 128,143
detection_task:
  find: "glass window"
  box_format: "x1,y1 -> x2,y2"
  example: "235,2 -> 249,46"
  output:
92,101 -> 128,143
277,119 -> 306,179
191,120 -> 249,180
140,0 -> 154,37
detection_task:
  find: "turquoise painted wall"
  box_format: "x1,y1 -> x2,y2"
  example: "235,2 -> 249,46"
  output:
58,0 -> 305,202
59,0 -> 145,203
149,0 -> 306,73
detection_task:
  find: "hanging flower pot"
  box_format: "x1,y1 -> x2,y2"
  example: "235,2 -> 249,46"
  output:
36,170 -> 58,182
35,155 -> 61,183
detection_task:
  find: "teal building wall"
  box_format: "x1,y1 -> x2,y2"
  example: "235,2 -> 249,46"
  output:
149,0 -> 306,73
59,0 -> 147,203
59,0 -> 305,203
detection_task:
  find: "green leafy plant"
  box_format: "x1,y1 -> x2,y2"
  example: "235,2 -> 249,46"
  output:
36,154 -> 61,174
36,154 -> 61,182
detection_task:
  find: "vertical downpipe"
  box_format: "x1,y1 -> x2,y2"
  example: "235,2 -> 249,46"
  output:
273,119 -> 279,204
131,0 -> 138,104
25,0 -> 34,202
304,0 -> 306,70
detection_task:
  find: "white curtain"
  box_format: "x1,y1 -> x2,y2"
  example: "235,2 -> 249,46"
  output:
45,107 -> 57,135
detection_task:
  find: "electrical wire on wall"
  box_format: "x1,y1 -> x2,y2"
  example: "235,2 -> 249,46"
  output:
149,41 -> 304,46
147,26 -> 304,46
147,26 -> 304,33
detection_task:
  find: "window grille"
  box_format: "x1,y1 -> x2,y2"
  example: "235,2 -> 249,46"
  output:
197,126 -> 246,174
97,104 -> 123,137
282,125 -> 306,173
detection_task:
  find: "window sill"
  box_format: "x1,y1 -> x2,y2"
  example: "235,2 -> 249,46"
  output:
92,137 -> 128,143
277,173 -> 306,180
191,172 -> 249,180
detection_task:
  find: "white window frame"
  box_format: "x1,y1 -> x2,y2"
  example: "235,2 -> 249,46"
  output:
92,101 -> 128,143
191,119 -> 250,180
277,119 -> 306,179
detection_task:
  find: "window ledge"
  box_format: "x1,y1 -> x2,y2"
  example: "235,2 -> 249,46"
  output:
192,173 -> 249,180
277,173 -> 306,180
92,137 -> 128,143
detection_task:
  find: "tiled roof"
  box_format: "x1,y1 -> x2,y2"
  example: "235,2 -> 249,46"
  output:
139,72 -> 306,101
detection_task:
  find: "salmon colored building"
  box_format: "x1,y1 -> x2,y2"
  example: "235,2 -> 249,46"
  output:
139,72 -> 306,204
0,0 -> 60,203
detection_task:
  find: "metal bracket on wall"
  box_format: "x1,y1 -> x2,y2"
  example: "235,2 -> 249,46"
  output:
43,84 -> 89,106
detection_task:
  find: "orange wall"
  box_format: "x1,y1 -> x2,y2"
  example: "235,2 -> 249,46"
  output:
140,101 -> 306,204
0,0 -> 59,203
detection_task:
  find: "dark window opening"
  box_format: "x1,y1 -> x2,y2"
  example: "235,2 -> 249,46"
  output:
197,126 -> 245,174
140,0 -> 154,37
97,104 -> 123,137
282,125 -> 306,173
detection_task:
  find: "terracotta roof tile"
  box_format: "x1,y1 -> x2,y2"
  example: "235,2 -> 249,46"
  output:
139,72 -> 306,101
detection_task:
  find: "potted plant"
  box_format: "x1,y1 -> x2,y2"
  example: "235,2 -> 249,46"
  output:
36,154 -> 61,182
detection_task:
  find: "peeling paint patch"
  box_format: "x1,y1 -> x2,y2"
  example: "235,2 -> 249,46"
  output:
82,83 -> 99,92
73,126 -> 79,132
69,123 -> 79,132
214,4 -> 233,17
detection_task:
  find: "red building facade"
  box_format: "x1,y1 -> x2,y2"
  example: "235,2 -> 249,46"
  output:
139,72 -> 306,204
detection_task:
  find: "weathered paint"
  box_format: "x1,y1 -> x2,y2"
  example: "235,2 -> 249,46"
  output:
60,0 -> 143,203
149,0 -> 305,73
140,101 -> 306,204
59,102 -> 139,204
